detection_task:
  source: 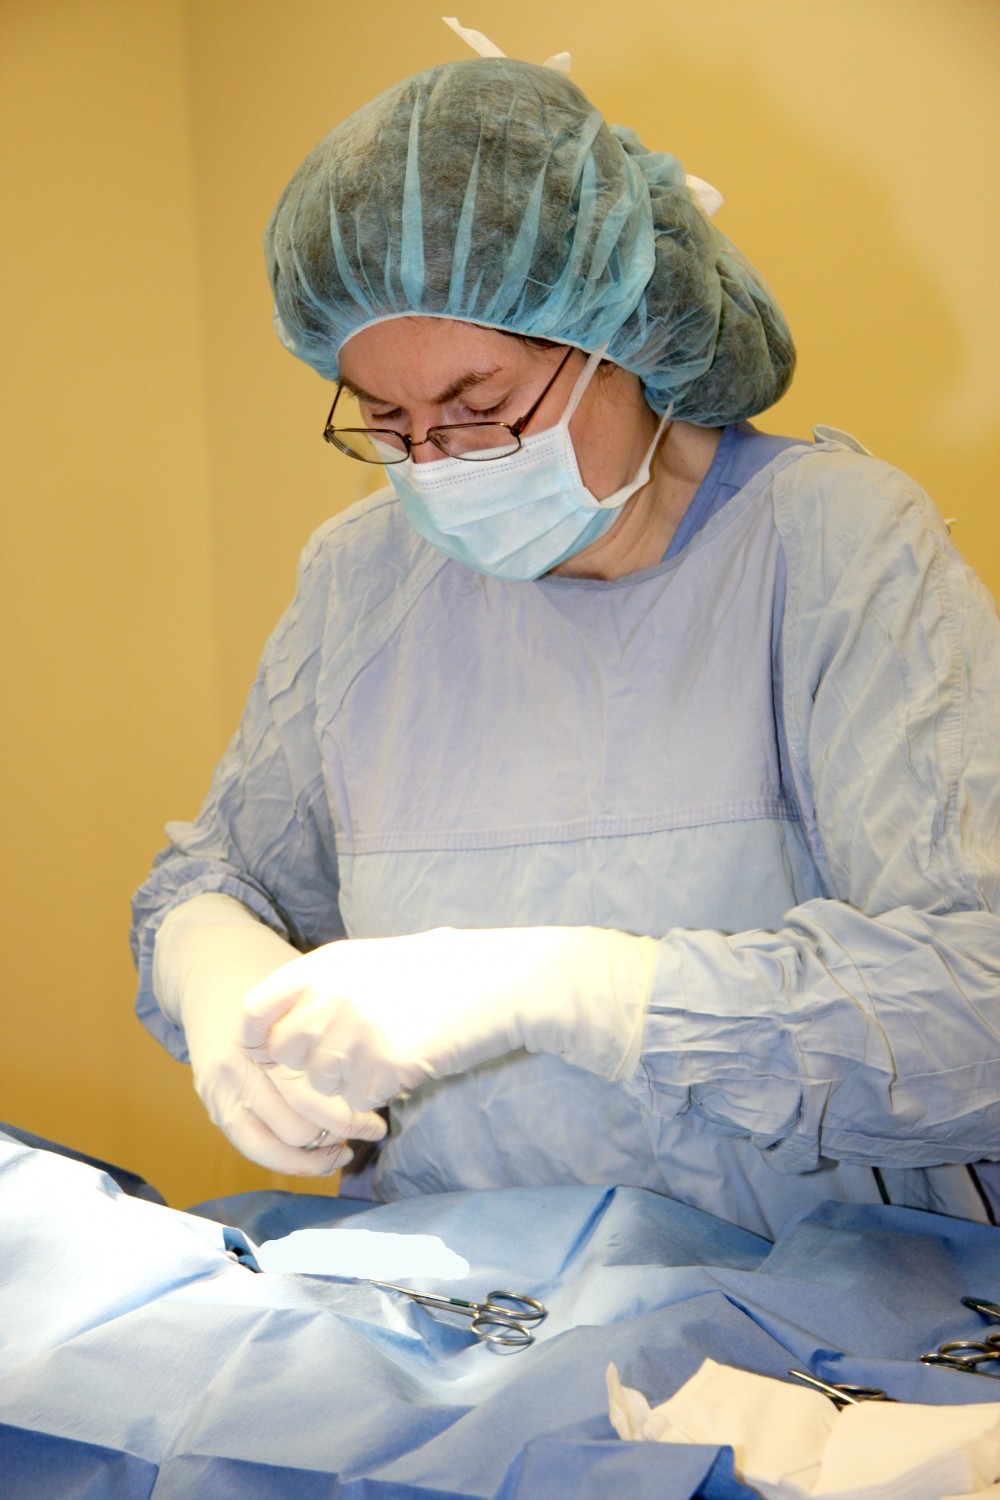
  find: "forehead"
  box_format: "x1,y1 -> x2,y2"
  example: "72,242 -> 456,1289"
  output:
339,317 -> 514,373
338,318 -> 552,398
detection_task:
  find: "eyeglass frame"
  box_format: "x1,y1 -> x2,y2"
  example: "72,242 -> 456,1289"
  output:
322,344 -> 577,463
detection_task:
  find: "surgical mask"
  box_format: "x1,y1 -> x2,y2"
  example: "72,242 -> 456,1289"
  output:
383,350 -> 672,581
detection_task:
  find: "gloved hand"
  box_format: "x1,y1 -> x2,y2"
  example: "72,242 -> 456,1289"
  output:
153,893 -> 387,1174
240,925 -> 659,1111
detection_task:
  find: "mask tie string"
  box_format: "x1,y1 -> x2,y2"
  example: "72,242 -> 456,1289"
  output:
440,17 -> 721,214
442,15 -> 571,72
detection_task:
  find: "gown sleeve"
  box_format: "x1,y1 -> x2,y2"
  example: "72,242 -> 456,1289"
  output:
130,525 -> 346,1060
631,446 -> 1000,1171
131,494 -> 446,1061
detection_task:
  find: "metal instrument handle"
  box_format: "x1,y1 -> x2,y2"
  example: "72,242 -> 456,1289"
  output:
483,1290 -> 547,1325
787,1369 -> 892,1407
470,1313 -> 535,1346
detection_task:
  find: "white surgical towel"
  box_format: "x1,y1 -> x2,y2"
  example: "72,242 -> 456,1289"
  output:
607,1358 -> 1000,1500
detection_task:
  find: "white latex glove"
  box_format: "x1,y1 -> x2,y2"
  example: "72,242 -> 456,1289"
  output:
153,894 -> 387,1174
240,925 -> 659,1111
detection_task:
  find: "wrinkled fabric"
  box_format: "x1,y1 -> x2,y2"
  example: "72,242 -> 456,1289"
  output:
5,1134 -> 1000,1500
265,58 -> 794,423
0,1120 -> 167,1204
1,1138 -> 999,1498
607,1358 -> 1000,1496
131,435 -> 1000,1238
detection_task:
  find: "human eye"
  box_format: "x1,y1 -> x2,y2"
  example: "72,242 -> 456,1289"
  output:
451,383 -> 519,421
362,401 -> 405,429
461,397 -> 509,420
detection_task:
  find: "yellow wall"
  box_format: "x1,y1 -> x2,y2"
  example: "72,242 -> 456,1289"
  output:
2,0 -> 997,1207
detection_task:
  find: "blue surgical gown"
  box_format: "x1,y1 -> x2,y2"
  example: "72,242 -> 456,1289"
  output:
131,430 -> 1000,1237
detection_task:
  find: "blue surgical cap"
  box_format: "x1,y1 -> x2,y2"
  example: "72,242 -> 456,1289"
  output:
265,59 -> 794,424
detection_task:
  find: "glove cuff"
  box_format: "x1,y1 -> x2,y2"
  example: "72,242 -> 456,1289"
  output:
515,927 -> 659,1082
153,893 -> 295,1028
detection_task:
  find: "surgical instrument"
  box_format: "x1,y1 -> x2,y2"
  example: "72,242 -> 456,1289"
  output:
961,1296 -> 1000,1322
919,1294 -> 1000,1377
920,1332 -> 1000,1376
370,1283 -> 547,1347
787,1369 -> 894,1408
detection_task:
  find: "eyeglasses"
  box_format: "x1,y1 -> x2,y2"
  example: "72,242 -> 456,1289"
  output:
323,346 -> 576,464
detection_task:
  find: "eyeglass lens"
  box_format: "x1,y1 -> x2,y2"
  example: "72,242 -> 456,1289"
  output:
333,423 -> 522,464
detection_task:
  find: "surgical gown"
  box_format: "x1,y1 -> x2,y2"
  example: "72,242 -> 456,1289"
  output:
131,431 -> 1000,1238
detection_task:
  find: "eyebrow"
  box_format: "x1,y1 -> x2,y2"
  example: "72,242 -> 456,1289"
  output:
339,365 -> 504,406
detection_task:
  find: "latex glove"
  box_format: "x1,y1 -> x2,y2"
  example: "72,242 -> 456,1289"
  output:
240,926 -> 658,1111
153,894 -> 387,1174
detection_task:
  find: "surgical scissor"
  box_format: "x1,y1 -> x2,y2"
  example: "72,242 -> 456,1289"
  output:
920,1296 -> 1000,1378
788,1369 -> 894,1408
920,1332 -> 1000,1376
370,1282 -> 547,1347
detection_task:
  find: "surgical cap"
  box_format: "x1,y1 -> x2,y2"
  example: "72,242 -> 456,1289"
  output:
265,59 -> 795,424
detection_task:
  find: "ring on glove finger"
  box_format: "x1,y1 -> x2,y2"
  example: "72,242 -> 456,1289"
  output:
303,1128 -> 332,1152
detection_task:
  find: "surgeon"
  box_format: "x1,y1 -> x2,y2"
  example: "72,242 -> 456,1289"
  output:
132,39 -> 1000,1237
